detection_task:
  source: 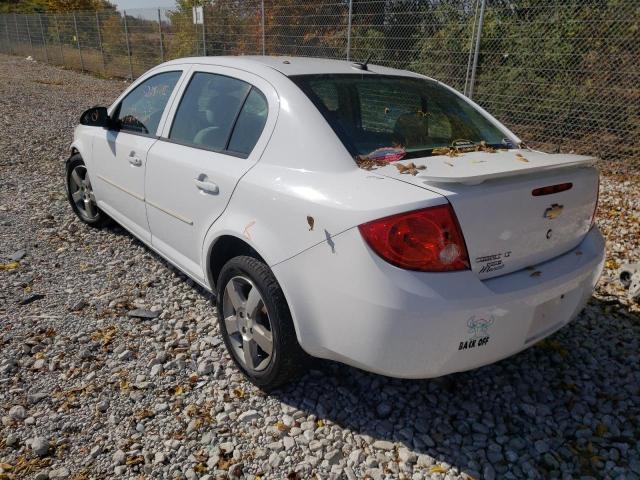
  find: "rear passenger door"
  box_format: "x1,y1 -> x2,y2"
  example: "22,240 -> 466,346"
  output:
145,66 -> 277,283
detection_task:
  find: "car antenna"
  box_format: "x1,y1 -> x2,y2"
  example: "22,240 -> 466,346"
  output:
353,53 -> 373,71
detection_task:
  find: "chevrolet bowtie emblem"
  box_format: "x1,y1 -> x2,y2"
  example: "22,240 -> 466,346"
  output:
544,203 -> 564,219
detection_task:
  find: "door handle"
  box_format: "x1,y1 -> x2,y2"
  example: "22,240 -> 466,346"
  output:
194,178 -> 219,195
128,152 -> 142,167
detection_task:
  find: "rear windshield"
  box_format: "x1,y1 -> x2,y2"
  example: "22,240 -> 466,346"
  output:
291,74 -> 510,161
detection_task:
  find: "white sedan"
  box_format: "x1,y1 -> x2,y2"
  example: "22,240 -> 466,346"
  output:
67,56 -> 605,390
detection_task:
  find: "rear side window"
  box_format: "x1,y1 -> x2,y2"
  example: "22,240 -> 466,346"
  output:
114,71 -> 181,135
227,89 -> 268,155
170,72 -> 269,156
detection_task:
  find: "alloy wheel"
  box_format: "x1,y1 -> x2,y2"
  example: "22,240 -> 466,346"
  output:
69,165 -> 98,221
222,275 -> 274,372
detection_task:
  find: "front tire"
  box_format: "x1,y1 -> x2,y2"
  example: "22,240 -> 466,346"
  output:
66,154 -> 108,227
217,255 -> 308,390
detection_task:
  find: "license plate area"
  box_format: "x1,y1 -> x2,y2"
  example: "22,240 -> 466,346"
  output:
525,287 -> 582,344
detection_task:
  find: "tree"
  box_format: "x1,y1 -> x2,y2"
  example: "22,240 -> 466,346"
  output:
0,0 -> 48,13
45,0 -> 113,11
1,0 -> 113,13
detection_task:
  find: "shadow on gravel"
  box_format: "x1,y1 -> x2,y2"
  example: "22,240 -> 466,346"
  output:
271,298 -> 639,479
103,223 -> 214,295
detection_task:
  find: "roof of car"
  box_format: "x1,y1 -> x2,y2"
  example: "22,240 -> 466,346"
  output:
159,55 -> 427,79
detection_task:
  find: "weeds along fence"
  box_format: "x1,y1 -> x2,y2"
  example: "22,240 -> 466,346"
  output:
0,0 -> 638,162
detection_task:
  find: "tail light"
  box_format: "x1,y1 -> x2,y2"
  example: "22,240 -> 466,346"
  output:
358,204 -> 470,272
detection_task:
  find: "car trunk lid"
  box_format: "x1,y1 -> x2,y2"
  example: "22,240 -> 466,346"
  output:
375,150 -> 599,279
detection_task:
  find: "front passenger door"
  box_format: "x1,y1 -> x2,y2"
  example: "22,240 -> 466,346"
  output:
91,70 -> 183,242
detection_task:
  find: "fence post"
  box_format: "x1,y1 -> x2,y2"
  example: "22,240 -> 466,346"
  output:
123,11 -> 134,80
157,8 -> 164,62
346,0 -> 353,61
261,0 -> 265,55
201,7 -> 207,56
467,0 -> 486,100
54,14 -> 64,66
25,14 -> 34,56
463,0 -> 479,96
72,12 -> 84,72
193,8 -> 199,55
4,15 -> 11,55
13,13 -> 19,55
95,11 -> 106,73
38,14 -> 48,63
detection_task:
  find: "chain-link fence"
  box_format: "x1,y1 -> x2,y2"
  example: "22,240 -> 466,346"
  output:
0,1 -> 638,162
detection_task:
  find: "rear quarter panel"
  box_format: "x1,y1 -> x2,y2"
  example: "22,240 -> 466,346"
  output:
203,165 -> 447,271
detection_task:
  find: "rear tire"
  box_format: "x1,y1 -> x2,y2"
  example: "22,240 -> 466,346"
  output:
217,255 -> 308,391
66,154 -> 108,228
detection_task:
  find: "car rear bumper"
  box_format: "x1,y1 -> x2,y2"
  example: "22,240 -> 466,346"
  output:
273,226 -> 605,378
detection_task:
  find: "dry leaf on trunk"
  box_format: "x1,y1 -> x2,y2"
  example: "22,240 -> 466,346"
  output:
395,162 -> 426,176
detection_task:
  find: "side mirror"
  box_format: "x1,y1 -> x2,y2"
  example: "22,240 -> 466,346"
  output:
80,106 -> 110,128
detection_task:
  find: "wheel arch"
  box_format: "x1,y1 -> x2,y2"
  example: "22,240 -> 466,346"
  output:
204,232 -> 310,356
205,233 -> 268,292
68,138 -> 90,168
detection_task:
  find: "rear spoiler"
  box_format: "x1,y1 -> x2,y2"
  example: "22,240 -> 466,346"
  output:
418,150 -> 597,186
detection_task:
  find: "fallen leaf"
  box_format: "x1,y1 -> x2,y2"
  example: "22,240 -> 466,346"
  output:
432,147 -> 449,155
444,161 -> 454,167
429,465 -> 447,473
595,423 -> 608,436
91,325 -> 118,351
0,261 -> 19,270
516,153 -> 530,163
233,388 -> 245,398
477,140 -> 497,153
432,147 -> 459,157
126,455 -> 144,466
395,162 -> 426,176
307,216 -> 314,231
217,456 -> 233,471
538,339 -> 568,357
135,409 -> 154,420
356,155 -> 389,170
530,270 -> 542,277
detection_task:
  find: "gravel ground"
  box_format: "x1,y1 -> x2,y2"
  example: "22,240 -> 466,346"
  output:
1,53 -> 639,480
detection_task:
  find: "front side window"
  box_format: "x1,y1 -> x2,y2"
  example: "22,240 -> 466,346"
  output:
114,71 -> 181,135
292,74 -> 509,160
169,72 -> 251,152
